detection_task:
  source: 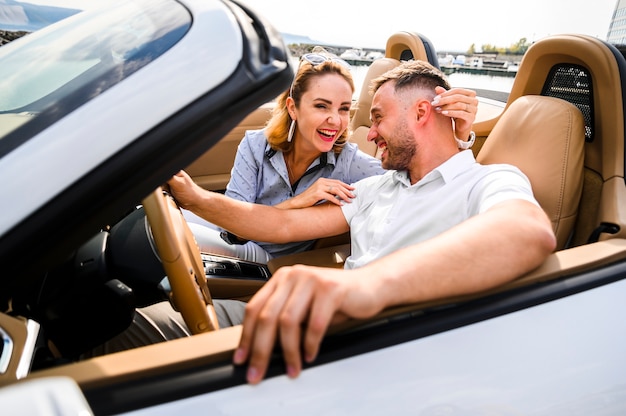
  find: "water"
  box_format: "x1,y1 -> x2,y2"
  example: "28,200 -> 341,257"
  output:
287,58 -> 515,100
350,64 -> 515,99
447,72 -> 515,93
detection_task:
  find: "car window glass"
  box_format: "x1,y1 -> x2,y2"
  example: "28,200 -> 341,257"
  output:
0,0 -> 191,155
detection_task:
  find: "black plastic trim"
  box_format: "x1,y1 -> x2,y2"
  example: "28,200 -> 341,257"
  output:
418,33 -> 441,70
605,41 -> 626,185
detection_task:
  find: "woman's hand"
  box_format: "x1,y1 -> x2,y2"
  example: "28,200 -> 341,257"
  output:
166,170 -> 205,211
431,86 -> 478,141
277,178 -> 355,209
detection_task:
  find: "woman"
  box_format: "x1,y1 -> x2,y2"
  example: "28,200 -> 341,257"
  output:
185,48 -> 478,263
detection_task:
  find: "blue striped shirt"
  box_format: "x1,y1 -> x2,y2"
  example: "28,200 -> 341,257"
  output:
225,128 -> 385,257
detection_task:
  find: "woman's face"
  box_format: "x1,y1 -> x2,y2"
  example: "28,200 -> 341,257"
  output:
290,73 -> 353,153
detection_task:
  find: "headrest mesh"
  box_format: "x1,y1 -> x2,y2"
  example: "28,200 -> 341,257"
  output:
541,64 -> 594,142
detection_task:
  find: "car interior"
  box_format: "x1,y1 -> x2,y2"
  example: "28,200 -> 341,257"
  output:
269,32 -> 626,271
3,29 -> 626,409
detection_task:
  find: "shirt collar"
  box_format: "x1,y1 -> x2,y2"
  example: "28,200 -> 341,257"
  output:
433,149 -> 476,183
391,150 -> 477,186
264,141 -> 337,168
325,150 -> 338,166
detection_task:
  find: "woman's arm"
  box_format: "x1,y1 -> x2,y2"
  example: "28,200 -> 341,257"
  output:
169,170 -> 350,243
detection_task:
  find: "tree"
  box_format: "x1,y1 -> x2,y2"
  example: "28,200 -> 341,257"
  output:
474,38 -> 530,56
509,37 -> 531,55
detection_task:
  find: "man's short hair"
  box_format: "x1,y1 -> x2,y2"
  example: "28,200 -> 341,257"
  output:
370,60 -> 451,95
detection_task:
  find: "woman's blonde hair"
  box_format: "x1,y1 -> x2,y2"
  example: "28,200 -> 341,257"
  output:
265,48 -> 355,154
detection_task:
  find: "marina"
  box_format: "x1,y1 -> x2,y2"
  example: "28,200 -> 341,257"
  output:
440,64 -> 518,77
438,53 -> 520,77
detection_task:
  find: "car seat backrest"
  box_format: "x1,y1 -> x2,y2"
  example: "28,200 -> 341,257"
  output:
482,34 -> 626,246
476,95 -> 585,250
270,95 -> 585,272
349,31 -> 440,158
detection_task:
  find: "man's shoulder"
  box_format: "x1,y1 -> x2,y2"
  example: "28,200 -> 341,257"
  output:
474,161 -> 526,177
354,170 -> 396,187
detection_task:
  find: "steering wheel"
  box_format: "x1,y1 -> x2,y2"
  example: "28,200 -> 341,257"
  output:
142,187 -> 219,334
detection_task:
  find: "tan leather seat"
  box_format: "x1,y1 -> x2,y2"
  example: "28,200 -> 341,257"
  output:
474,34 -> 626,246
477,95 -> 585,250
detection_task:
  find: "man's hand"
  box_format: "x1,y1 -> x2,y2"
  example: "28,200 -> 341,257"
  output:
232,265 -> 378,384
231,200 -> 555,385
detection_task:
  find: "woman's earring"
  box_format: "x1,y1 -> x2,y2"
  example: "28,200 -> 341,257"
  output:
287,120 -> 296,142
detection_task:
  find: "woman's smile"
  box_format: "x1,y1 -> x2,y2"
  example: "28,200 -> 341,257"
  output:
318,128 -> 338,142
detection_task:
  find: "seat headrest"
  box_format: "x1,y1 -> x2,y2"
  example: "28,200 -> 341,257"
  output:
476,95 -> 585,250
385,31 -> 431,63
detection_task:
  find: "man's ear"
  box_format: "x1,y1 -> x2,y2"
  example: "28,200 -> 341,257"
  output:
414,99 -> 431,124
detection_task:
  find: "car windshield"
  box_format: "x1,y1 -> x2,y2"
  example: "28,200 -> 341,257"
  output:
0,0 -> 191,153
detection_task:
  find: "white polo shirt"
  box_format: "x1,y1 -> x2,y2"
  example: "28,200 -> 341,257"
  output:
340,150 -> 538,269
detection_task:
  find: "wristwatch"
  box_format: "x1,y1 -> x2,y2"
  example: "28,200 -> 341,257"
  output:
455,131 -> 476,150
220,231 -> 249,245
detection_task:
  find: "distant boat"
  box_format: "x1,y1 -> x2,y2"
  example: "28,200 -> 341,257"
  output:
438,54 -> 454,66
507,63 -> 520,72
453,55 -> 466,66
365,51 -> 383,61
340,48 -> 373,65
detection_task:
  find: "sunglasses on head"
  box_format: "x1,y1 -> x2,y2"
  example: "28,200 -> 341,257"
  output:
289,53 -> 352,98
300,53 -> 352,69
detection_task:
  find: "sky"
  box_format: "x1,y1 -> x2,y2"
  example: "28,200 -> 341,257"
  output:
22,0 -> 617,52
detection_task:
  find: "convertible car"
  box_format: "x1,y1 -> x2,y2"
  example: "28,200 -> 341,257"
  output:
1,0 -> 625,414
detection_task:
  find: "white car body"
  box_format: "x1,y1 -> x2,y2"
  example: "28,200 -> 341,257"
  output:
1,1 -> 625,415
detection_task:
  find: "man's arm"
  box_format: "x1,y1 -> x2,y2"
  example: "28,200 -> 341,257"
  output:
234,199 -> 556,384
368,199 -> 555,305
167,170 -> 349,242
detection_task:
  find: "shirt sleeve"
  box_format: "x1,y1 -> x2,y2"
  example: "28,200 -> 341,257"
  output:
225,131 -> 261,203
340,173 -> 386,224
473,165 -> 540,214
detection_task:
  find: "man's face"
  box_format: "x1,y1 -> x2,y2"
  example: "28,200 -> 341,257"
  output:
367,82 -> 416,171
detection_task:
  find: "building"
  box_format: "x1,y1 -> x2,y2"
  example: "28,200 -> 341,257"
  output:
608,0 -> 626,44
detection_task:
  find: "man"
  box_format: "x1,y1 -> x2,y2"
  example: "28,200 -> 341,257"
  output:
167,60 -> 556,384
